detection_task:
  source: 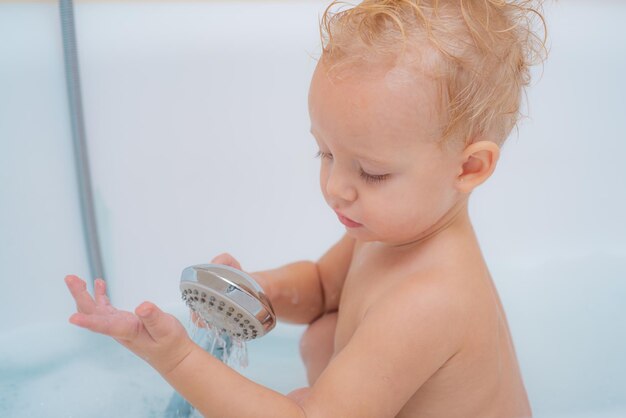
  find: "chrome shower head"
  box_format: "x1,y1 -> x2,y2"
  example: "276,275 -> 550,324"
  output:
180,264 -> 276,341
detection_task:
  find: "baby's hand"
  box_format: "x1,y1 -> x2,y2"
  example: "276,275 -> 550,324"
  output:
209,252 -> 272,296
190,253 -> 273,326
211,252 -> 243,270
64,275 -> 193,374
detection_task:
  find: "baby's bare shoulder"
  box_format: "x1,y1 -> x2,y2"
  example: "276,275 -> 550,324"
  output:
363,264 -> 497,368
369,267 -> 473,333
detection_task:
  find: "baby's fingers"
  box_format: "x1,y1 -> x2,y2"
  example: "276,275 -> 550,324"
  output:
94,278 -> 111,307
65,275 -> 96,314
211,252 -> 242,270
69,312 -> 140,340
136,302 -> 177,341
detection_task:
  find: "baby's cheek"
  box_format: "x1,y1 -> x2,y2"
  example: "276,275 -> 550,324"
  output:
375,191 -> 408,218
380,196 -> 426,232
362,199 -> 403,234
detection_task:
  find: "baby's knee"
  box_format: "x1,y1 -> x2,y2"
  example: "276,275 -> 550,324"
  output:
286,387 -> 311,405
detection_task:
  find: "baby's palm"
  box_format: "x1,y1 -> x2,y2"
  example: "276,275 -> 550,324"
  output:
65,275 -> 143,342
65,275 -> 192,373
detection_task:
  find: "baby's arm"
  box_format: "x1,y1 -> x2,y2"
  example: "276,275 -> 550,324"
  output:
251,232 -> 356,324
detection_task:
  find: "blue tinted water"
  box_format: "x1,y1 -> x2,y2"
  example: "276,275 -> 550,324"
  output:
0,307 -> 307,418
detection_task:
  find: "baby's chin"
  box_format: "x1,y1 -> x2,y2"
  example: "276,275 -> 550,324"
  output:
343,224 -> 371,239
346,226 -> 428,247
344,225 -> 392,243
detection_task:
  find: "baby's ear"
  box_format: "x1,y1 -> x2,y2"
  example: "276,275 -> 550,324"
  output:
455,140 -> 500,193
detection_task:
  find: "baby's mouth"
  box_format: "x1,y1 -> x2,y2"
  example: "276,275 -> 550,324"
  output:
334,210 -> 362,228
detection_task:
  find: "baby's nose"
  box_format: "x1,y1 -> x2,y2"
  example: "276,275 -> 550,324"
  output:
324,169 -> 357,203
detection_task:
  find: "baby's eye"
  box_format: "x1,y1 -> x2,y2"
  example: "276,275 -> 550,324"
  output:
314,150 -> 333,160
359,169 -> 389,184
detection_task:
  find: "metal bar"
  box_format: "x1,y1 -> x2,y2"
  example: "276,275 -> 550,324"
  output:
59,0 -> 106,288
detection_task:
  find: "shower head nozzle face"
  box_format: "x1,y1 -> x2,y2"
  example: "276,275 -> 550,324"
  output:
180,264 -> 276,341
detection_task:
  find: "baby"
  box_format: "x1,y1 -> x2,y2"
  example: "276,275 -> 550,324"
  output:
65,1 -> 547,417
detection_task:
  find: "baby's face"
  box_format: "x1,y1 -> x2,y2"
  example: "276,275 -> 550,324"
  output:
308,61 -> 464,246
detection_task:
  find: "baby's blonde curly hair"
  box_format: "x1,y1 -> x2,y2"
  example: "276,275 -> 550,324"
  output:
318,0 -> 547,151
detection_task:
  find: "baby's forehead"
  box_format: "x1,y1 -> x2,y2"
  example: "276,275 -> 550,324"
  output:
310,63 -> 446,157
327,59 -> 445,119
321,41 -> 447,109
